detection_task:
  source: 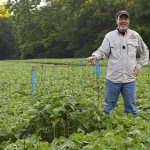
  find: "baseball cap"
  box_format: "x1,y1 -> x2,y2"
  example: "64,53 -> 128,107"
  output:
116,10 -> 129,18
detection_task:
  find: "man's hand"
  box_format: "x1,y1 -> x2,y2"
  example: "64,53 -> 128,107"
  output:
132,67 -> 140,77
87,55 -> 97,63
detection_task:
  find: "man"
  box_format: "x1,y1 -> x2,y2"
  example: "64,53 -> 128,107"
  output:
87,10 -> 149,117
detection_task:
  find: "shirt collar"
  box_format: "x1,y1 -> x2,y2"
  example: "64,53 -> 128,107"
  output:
116,28 -> 129,36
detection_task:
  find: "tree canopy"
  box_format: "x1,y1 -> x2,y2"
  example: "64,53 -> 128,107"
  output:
0,0 -> 149,59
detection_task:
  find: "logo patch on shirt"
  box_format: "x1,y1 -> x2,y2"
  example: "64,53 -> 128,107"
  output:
129,34 -> 136,39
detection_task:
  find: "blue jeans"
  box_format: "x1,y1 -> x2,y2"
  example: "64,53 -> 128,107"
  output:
103,79 -> 138,117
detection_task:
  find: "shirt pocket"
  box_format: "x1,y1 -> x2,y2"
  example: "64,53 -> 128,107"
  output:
109,58 -> 119,66
110,43 -> 121,59
127,40 -> 138,56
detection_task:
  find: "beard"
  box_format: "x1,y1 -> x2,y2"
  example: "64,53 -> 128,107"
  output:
118,25 -> 128,32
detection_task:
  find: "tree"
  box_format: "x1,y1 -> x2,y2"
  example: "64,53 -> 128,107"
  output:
2,0 -> 149,59
0,4 -> 17,59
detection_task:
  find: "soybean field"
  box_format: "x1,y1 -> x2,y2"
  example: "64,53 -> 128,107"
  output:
0,59 -> 150,150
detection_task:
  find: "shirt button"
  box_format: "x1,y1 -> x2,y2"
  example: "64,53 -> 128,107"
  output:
122,46 -> 126,49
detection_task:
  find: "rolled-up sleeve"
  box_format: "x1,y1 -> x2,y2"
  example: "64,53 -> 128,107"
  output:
136,34 -> 149,70
92,36 -> 111,59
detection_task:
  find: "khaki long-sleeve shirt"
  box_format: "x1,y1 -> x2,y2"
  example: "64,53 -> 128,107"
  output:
92,29 -> 149,83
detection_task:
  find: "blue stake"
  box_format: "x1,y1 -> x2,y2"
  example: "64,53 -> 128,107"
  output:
32,66 -> 36,97
77,58 -> 83,69
95,59 -> 101,106
95,59 -> 100,81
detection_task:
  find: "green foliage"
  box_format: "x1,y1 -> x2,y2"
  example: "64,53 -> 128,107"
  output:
0,0 -> 149,59
0,4 -> 17,59
0,59 -> 149,149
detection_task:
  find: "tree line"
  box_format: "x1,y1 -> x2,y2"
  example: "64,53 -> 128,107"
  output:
0,0 -> 149,59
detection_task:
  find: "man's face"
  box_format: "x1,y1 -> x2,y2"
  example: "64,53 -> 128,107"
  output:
116,15 -> 130,32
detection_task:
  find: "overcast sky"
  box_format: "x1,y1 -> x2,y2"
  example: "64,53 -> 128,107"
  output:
0,0 -> 8,5
0,0 -> 48,10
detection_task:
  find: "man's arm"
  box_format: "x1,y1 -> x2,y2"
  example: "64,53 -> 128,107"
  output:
132,35 -> 149,77
87,36 -> 111,62
136,34 -> 149,70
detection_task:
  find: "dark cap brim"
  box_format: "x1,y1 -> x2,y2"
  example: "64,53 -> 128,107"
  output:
116,11 -> 129,18
118,13 -> 129,18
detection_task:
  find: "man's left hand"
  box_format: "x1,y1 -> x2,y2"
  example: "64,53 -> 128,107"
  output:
132,67 -> 140,77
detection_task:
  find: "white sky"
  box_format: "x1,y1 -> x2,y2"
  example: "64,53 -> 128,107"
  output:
0,0 -> 8,5
0,0 -> 49,9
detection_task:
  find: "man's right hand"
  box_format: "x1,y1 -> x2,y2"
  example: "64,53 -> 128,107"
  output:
86,55 -> 97,63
